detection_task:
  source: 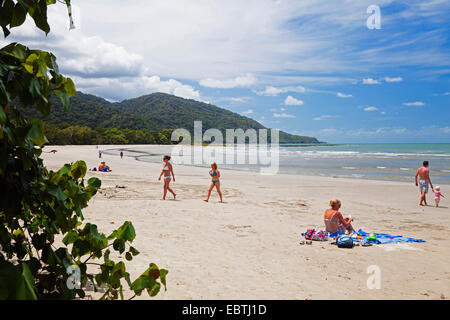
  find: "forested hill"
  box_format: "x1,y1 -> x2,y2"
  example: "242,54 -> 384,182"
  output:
23,92 -> 320,144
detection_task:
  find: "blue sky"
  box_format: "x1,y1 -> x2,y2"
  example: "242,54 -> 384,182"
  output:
2,0 -> 449,143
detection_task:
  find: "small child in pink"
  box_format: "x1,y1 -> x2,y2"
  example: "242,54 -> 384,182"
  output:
434,186 -> 445,207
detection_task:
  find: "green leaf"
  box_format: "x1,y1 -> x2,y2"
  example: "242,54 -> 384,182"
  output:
15,263 -> 38,300
29,77 -> 41,98
0,79 -> 10,108
49,54 -> 59,73
69,160 -> 87,180
25,53 -> 39,65
111,261 -> 125,276
58,89 -> 70,111
4,42 -> 27,60
116,221 -> 136,242
125,252 -> 132,261
159,269 -> 168,290
11,2 -> 27,27
146,277 -> 161,297
130,275 -> 150,293
27,120 -> 48,146
31,233 -> 46,250
62,230 -> 78,245
112,239 -> 125,254
65,77 -> 76,97
30,0 -> 50,35
87,177 -> 101,188
48,185 -> 67,201
58,164 -> 71,175
25,258 -> 42,277
0,106 -> 6,125
41,245 -> 58,266
0,260 -> 19,300
129,246 -> 140,256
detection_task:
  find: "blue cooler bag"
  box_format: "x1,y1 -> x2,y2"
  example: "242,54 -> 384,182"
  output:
336,235 -> 354,248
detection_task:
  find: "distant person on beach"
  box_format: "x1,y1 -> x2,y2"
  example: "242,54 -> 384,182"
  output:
415,161 -> 434,206
324,200 -> 355,235
99,150 -> 102,158
204,162 -> 223,203
98,161 -> 112,172
158,155 -> 176,200
120,151 -> 123,159
434,186 -> 445,207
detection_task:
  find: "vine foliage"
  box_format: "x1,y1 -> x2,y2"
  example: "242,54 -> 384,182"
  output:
0,0 -> 167,299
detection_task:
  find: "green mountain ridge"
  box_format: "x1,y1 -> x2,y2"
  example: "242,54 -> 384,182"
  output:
23,91 -> 320,144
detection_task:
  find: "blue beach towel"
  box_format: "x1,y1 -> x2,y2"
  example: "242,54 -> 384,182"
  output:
356,229 -> 426,244
302,229 -> 425,244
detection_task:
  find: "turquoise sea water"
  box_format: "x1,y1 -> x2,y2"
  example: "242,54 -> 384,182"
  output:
277,143 -> 450,185
106,143 -> 450,185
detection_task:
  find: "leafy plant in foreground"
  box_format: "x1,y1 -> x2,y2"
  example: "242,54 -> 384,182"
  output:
0,0 -> 167,299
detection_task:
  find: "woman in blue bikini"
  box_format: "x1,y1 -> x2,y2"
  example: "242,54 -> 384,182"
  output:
204,162 -> 223,203
158,155 -> 176,200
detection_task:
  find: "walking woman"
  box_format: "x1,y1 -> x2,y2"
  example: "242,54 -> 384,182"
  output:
204,162 -> 223,203
158,155 -> 176,200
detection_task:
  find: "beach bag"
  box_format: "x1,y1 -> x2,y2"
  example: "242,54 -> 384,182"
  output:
312,230 -> 328,241
336,235 -> 353,248
305,229 -> 316,240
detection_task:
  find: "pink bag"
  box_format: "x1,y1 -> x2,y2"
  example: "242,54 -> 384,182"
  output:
311,230 -> 328,241
305,229 -> 316,240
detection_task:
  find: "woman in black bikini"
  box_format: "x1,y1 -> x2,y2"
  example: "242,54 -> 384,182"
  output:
204,162 -> 223,203
158,155 -> 176,200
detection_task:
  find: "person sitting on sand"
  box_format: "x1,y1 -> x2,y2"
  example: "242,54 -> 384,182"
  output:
158,155 -> 176,200
324,199 -> 355,235
98,161 -> 112,172
204,162 -> 223,203
415,160 -> 434,206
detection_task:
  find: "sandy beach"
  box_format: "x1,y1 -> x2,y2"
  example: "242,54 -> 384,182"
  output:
41,145 -> 450,300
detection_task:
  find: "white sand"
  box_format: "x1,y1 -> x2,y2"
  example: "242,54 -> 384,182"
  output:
41,145 -> 450,300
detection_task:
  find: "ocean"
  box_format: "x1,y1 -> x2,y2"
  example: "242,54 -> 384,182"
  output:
105,143 -> 450,185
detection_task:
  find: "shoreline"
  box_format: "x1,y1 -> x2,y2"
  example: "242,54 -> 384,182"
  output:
40,145 -> 450,300
98,145 -> 450,186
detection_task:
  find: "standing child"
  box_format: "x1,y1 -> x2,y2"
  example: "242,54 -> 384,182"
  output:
434,186 -> 445,207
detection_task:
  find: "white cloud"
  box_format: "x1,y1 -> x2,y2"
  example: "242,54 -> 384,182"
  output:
314,115 -> 340,121
256,85 -> 306,96
3,0 -> 448,92
284,96 -> 304,106
384,76 -> 403,82
444,92 -> 450,96
73,75 -> 201,102
2,4 -> 203,102
242,109 -> 254,115
403,101 -> 425,106
257,86 -> 284,96
337,92 -> 352,98
273,113 -> 296,118
364,106 -> 379,111
362,78 -> 380,85
229,97 -> 245,103
199,73 -> 256,88
319,128 -> 341,136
